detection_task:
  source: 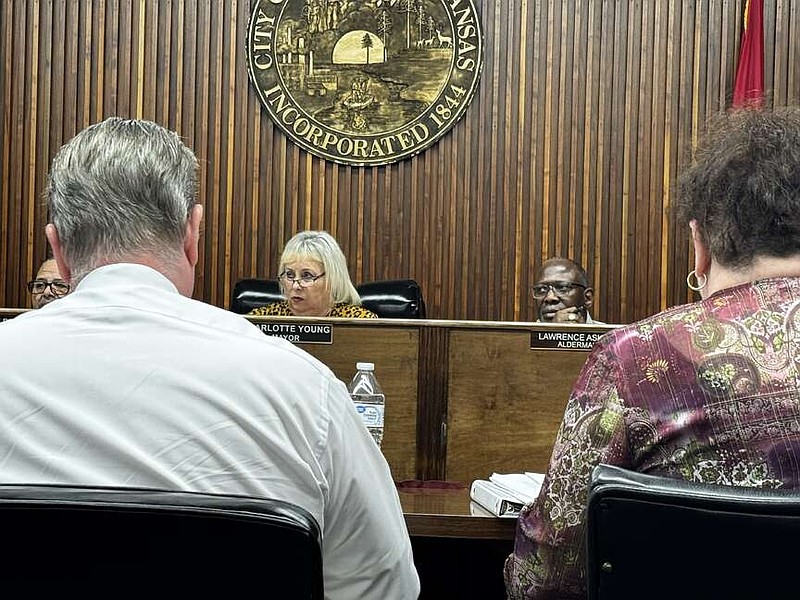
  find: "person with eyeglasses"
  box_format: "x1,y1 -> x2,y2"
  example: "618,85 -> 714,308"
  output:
532,257 -> 601,324
27,258 -> 71,308
248,230 -> 378,318
0,118 -> 418,599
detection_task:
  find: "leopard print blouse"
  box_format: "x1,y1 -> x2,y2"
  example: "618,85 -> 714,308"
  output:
248,301 -> 378,319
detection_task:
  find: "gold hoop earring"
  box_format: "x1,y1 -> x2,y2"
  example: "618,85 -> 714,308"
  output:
686,270 -> 707,292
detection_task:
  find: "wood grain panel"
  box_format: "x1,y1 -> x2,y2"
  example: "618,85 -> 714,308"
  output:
284,322 -> 420,482
1,0 -> 800,326
446,329 -> 588,482
417,326 -> 449,480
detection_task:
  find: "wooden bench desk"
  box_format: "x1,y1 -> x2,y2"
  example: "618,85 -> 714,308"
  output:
246,315 -> 617,482
398,485 -> 516,540
1,309 -> 617,484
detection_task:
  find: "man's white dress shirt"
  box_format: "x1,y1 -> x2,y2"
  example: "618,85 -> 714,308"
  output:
0,264 -> 419,599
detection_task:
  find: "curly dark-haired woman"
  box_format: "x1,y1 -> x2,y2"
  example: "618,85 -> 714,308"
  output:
505,107 -> 800,599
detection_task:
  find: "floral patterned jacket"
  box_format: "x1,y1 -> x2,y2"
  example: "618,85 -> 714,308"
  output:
505,277 -> 800,599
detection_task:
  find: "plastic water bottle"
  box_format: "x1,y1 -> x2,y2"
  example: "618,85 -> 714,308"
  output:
347,362 -> 385,447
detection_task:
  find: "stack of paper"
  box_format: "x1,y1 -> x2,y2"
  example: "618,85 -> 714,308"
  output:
469,472 -> 545,518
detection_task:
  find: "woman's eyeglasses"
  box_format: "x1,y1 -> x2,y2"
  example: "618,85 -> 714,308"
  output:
279,271 -> 326,288
531,282 -> 586,300
27,279 -> 71,297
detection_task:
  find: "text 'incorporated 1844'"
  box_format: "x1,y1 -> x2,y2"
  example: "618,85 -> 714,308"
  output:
246,0 -> 484,166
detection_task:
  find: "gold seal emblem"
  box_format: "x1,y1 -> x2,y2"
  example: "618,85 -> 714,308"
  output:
246,0 -> 483,166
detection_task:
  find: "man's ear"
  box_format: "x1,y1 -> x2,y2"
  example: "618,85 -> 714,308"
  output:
183,204 -> 204,267
583,287 -> 594,310
45,224 -> 72,284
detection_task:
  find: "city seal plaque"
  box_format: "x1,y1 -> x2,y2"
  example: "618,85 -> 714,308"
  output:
246,0 -> 483,166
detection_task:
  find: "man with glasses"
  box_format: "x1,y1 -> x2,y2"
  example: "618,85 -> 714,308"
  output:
0,118 -> 418,599
532,257 -> 600,324
28,258 -> 71,308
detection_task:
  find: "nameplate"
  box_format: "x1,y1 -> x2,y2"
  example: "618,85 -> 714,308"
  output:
530,328 -> 606,351
255,322 -> 333,344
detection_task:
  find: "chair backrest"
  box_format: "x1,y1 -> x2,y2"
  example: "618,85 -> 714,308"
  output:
0,484 -> 323,597
356,279 -> 426,318
230,278 -> 283,314
231,277 -> 427,318
586,464 -> 800,600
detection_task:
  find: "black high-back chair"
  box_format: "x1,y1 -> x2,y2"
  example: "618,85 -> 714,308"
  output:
356,279 -> 426,318
0,484 -> 323,597
586,464 -> 800,600
231,278 -> 283,314
231,278 -> 426,318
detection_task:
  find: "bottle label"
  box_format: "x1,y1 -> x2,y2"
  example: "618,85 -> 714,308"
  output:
353,403 -> 385,427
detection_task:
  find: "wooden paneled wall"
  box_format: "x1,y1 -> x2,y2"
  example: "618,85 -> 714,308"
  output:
1,1 -> 799,323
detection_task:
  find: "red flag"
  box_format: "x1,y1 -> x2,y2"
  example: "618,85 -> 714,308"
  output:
732,0 -> 764,108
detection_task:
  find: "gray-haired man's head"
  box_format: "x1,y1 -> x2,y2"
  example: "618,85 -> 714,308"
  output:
45,117 -> 202,295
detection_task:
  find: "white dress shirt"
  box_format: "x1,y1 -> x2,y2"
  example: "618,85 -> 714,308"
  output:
0,263 -> 419,599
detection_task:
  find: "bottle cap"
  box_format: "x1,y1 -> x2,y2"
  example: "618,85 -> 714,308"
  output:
356,362 -> 375,371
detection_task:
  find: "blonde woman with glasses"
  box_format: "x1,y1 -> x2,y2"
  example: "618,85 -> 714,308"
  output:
248,230 -> 377,318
